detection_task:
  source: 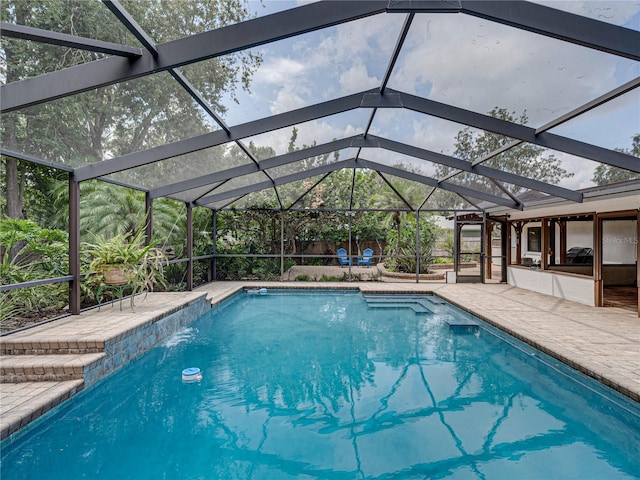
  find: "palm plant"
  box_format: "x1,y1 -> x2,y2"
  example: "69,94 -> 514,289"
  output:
52,180 -> 184,243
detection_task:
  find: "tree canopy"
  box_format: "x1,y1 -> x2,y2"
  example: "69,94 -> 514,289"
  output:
433,108 -> 574,209
1,0 -> 261,220
592,134 -> 640,186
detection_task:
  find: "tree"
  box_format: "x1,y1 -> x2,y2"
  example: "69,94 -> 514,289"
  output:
434,108 -> 573,209
0,157 -> 66,227
383,215 -> 439,274
2,0 -> 261,222
592,134 -> 640,185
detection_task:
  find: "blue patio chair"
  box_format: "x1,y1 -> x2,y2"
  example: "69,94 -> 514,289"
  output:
337,248 -> 351,267
357,248 -> 374,267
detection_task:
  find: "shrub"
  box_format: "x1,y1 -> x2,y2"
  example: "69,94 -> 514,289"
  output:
320,274 -> 342,282
384,217 -> 438,274
0,219 -> 69,326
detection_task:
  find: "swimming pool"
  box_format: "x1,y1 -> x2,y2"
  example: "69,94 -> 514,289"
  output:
2,289 -> 639,479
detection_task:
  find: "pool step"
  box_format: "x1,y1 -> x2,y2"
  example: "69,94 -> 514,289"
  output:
363,295 -> 435,314
363,294 -> 444,305
0,380 -> 85,440
0,338 -> 105,356
0,353 -> 106,383
365,302 -> 432,314
445,317 -> 479,329
426,296 -> 446,305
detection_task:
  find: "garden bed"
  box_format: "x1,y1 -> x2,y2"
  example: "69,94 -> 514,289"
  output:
1,308 -> 69,335
377,264 -> 445,280
430,262 -> 478,270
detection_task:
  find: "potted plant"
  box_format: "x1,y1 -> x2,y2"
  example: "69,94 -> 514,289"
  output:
83,229 -> 167,309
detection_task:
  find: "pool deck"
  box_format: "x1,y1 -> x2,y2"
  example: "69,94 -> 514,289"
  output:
1,282 -> 638,441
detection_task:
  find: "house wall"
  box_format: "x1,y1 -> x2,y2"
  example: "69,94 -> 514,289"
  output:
603,265 -> 636,286
602,219 -> 637,264
512,221 -> 595,263
507,267 -> 594,306
499,194 -> 639,310
545,264 -> 635,285
564,221 -> 593,252
518,220 -> 637,264
511,221 -> 542,262
508,218 -> 637,301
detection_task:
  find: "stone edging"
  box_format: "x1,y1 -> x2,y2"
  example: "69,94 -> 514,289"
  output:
376,263 -> 445,280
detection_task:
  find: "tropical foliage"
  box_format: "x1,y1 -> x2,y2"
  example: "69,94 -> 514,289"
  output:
383,216 -> 439,274
0,219 -> 69,326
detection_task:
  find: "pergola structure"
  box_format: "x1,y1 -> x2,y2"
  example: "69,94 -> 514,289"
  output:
2,0 -> 639,314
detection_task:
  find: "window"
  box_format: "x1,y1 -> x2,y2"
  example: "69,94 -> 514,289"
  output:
528,227 -> 541,252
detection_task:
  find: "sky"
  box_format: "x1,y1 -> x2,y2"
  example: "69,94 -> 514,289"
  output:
211,0 -> 640,191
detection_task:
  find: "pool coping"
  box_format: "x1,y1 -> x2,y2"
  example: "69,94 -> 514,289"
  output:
1,282 -> 638,443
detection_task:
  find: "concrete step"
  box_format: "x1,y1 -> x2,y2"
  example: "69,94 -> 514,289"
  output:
443,314 -> 479,326
363,295 -> 434,313
444,316 -> 479,331
365,302 -> 432,314
363,294 -> 425,300
0,353 -> 106,383
424,296 -> 446,305
0,338 -> 105,355
0,380 -> 84,440
363,293 -> 444,305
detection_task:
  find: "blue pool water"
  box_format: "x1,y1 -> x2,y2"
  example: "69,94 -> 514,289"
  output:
2,290 -> 640,479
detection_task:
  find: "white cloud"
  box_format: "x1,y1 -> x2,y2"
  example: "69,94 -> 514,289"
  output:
409,117 -> 462,156
256,12 -> 404,117
246,116 -> 363,158
389,13 -> 638,126
228,2 -> 640,182
307,14 -> 402,72
269,83 -> 308,115
533,1 -> 640,26
296,121 -> 338,145
339,63 -> 379,93
259,57 -> 306,85
343,123 -> 360,138
556,154 -> 598,190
